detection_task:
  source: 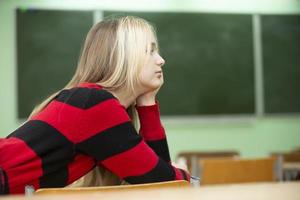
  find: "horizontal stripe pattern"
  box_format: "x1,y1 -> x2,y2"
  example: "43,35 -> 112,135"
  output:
31,100 -> 82,142
0,83 -> 190,193
8,120 -> 74,188
32,92 -> 129,144
55,88 -> 115,109
67,155 -> 96,185
0,137 -> 43,193
124,158 -> 175,184
146,139 -> 171,162
76,98 -> 130,143
101,141 -> 159,178
76,122 -> 142,161
136,104 -> 166,141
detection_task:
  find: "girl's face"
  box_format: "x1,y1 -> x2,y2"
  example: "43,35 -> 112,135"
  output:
139,41 -> 165,92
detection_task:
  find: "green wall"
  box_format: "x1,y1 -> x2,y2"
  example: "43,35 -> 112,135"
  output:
164,117 -> 300,159
1,0 -> 300,160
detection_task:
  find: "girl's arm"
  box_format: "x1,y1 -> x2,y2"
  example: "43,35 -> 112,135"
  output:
75,90 -> 190,184
136,102 -> 171,163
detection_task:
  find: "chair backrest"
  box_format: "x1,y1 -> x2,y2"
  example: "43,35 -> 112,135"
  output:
35,180 -> 190,195
177,151 -> 239,175
199,157 -> 276,185
274,152 -> 300,162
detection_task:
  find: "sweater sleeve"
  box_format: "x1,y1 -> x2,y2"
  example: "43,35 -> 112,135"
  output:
136,102 -> 171,163
75,90 -> 190,183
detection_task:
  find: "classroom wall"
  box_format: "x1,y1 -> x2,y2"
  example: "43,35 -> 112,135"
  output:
1,0 -> 300,160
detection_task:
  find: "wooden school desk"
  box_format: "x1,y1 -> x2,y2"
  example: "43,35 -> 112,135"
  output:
1,181 -> 300,200
198,157 -> 276,185
284,162 -> 300,171
283,162 -> 300,181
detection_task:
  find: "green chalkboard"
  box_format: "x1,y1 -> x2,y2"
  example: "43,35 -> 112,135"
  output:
104,12 -> 255,115
17,10 -> 257,117
262,15 -> 300,113
17,9 -> 93,118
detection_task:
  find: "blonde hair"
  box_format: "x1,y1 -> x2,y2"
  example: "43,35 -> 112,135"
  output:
28,16 -> 159,187
29,16 -> 158,119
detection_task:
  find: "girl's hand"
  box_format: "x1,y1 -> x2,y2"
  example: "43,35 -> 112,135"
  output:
136,87 -> 161,106
171,161 -> 189,172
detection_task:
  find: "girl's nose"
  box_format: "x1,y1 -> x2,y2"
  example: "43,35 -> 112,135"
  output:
157,55 -> 165,67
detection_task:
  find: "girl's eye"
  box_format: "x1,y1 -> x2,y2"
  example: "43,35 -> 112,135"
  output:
149,42 -> 157,55
150,48 -> 155,54
146,49 -> 154,54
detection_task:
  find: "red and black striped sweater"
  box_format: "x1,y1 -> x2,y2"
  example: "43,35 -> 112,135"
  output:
0,82 -> 189,194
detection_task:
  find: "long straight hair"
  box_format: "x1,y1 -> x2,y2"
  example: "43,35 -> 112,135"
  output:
29,16 -> 158,125
28,16 -> 159,187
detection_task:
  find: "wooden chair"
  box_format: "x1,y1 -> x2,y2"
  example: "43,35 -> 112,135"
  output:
35,180 -> 190,195
199,157 -> 277,185
271,151 -> 300,181
291,147 -> 300,153
176,151 -> 239,176
272,152 -> 300,163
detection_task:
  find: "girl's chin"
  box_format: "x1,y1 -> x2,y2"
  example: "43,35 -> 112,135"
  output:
141,82 -> 161,92
140,77 -> 163,90
151,79 -> 163,87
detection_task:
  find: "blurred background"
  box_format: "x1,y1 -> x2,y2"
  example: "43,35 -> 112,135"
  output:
0,0 -> 300,161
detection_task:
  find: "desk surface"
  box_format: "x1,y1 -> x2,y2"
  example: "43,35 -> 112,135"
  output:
2,181 -> 300,200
